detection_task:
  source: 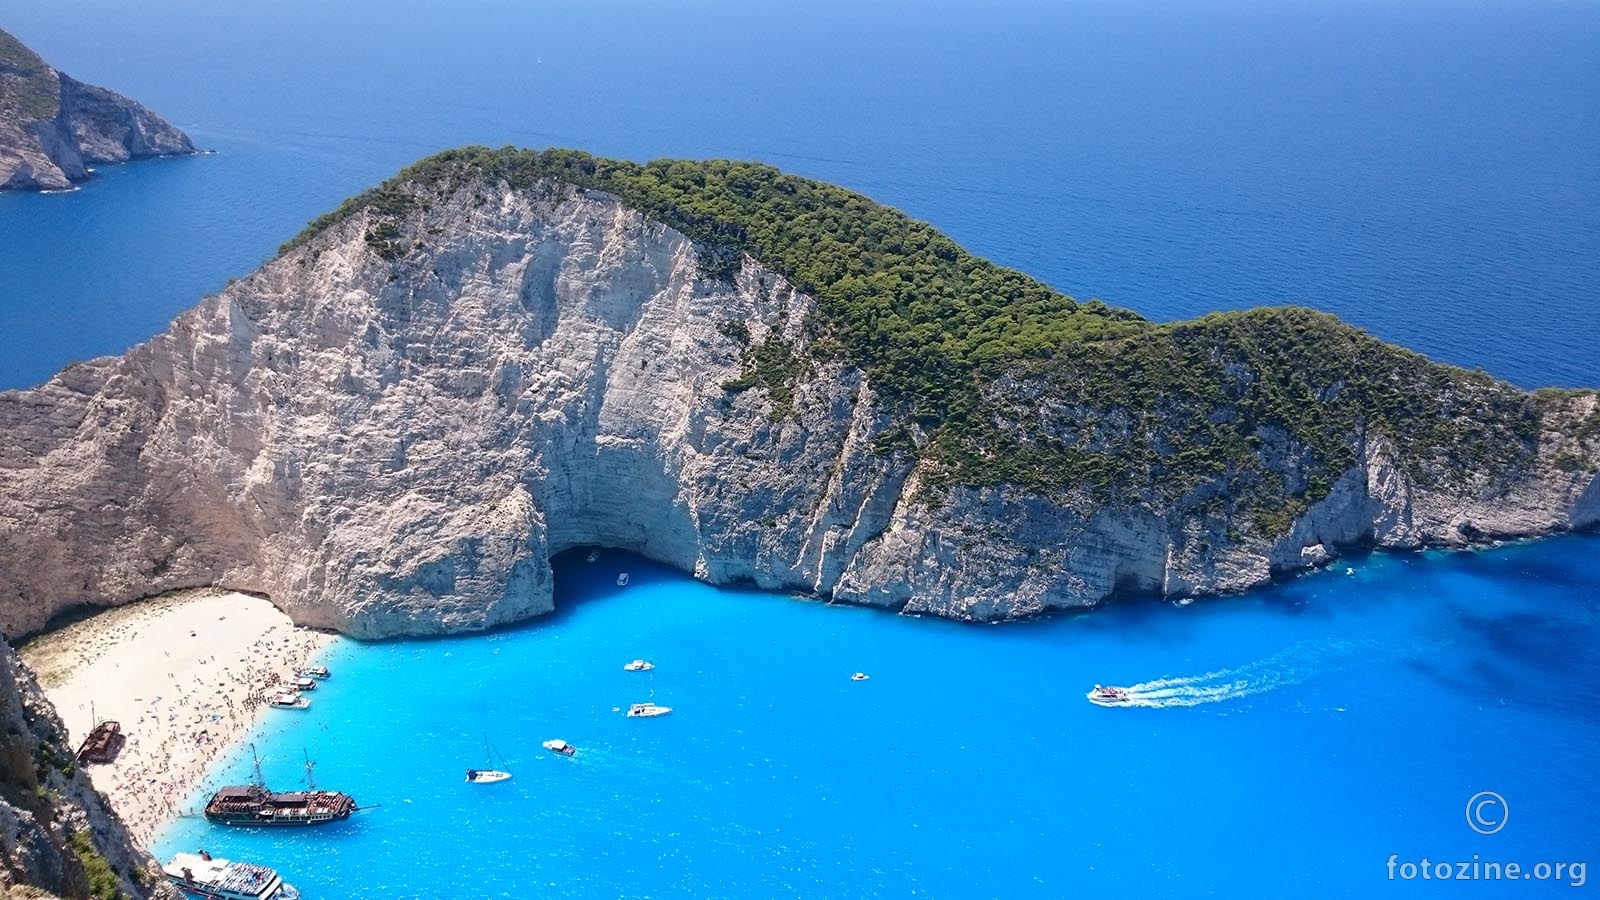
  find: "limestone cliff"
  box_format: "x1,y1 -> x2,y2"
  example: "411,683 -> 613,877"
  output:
0,148 -> 1596,638
0,28 -> 194,192
0,641 -> 173,899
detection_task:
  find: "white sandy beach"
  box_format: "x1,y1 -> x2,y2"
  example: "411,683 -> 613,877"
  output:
18,589 -> 333,846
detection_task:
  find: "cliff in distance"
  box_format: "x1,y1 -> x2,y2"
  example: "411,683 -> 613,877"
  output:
0,28 -> 194,191
0,147 -> 1596,639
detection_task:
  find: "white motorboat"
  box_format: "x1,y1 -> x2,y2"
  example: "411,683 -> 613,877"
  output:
164,851 -> 301,900
289,677 -> 317,691
616,572 -> 630,586
266,692 -> 309,710
467,733 -> 513,783
1087,684 -> 1131,706
542,738 -> 576,756
586,549 -> 600,563
851,672 -> 870,681
626,702 -> 672,718
295,665 -> 330,679
623,659 -> 654,672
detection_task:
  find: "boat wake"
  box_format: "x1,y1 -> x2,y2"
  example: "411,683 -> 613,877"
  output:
1095,638 -> 1383,708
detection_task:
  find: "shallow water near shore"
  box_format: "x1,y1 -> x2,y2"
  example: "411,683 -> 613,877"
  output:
156,537 -> 1600,897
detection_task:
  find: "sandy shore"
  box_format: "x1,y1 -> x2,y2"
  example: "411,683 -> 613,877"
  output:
18,589 -> 334,846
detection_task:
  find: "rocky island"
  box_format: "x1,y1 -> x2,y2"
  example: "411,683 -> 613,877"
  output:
0,27 -> 194,192
0,147 -> 1596,640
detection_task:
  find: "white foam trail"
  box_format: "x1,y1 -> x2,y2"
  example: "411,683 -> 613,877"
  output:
1103,638 -> 1385,708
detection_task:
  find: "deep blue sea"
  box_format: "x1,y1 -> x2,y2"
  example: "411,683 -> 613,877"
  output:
1,0 -> 1597,896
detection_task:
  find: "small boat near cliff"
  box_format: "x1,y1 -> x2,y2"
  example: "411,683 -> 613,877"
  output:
204,747 -> 357,827
163,850 -> 301,900
616,572 -> 630,586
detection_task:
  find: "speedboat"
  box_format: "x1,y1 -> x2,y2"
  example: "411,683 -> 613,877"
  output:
616,572 -> 630,586
850,672 -> 870,681
626,702 -> 672,718
465,768 -> 512,784
1087,684 -> 1131,706
586,549 -> 600,563
164,851 -> 301,900
295,665 -> 330,679
542,739 -> 576,756
266,691 -> 310,710
288,677 -> 317,691
623,659 -> 654,672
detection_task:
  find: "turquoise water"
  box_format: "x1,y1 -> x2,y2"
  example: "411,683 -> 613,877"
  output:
3,0 -> 1597,894
157,541 -> 1600,897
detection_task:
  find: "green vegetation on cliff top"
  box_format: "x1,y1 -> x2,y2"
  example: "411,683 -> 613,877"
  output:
282,147 -> 1577,519
0,28 -> 60,123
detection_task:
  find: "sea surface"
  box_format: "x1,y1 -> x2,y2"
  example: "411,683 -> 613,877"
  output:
1,0 -> 1596,896
0,0 -> 1597,391
154,544 -> 1600,899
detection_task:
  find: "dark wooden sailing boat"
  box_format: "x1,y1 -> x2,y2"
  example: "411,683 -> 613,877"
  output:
76,719 -> 124,764
204,746 -> 357,827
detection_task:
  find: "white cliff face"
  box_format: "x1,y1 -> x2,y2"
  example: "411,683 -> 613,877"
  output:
0,178 -> 1596,638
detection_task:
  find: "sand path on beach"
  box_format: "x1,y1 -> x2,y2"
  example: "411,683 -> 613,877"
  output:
18,589 -> 333,846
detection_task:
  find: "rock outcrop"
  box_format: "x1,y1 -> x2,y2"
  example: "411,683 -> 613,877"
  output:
0,641 -> 174,899
0,28 -> 194,192
0,151 -> 1596,639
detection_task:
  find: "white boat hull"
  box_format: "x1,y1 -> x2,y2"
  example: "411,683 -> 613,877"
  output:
466,770 -> 512,783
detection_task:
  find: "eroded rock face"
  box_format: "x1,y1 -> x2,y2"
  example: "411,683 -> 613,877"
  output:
0,28 -> 195,192
0,644 -> 174,899
0,179 -> 1596,638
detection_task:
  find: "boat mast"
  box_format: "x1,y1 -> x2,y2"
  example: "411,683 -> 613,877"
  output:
250,743 -> 265,788
303,750 -> 317,791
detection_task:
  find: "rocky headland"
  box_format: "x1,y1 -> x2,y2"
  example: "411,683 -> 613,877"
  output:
0,147 -> 1596,640
0,28 -> 194,192
0,636 -> 175,899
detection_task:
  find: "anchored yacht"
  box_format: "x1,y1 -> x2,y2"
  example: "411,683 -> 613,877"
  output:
267,692 -> 310,710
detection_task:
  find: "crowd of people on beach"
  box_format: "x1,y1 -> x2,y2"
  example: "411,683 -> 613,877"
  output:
25,594 -> 331,845
99,634 -> 325,842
